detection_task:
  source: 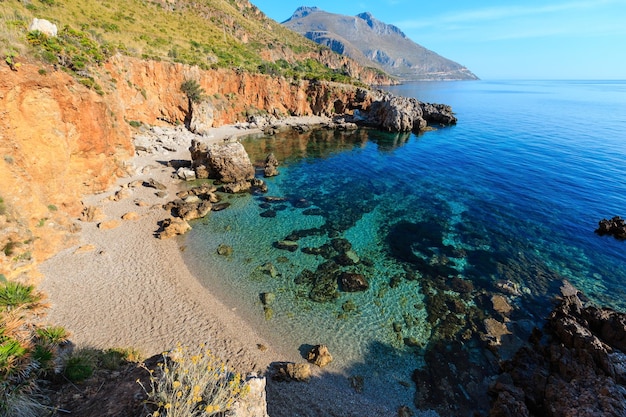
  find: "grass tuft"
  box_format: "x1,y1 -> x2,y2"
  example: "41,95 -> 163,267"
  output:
139,344 -> 249,417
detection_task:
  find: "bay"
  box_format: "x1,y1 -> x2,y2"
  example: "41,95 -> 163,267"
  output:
182,80 -> 626,413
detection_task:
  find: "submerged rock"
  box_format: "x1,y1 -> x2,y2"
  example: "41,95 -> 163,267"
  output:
340,272 -> 369,292
274,240 -> 299,252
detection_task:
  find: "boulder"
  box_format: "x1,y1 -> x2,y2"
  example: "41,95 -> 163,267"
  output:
28,18 -> 58,37
176,200 -> 212,221
340,272 -> 369,292
157,217 -> 191,239
97,220 -> 121,230
306,344 -> 333,367
176,167 -> 196,181
189,140 -> 254,184
264,153 -> 279,177
271,362 -> 311,383
80,205 -> 106,222
216,244 -> 233,257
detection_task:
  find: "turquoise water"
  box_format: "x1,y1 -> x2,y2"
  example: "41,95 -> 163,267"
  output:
182,80 -> 626,412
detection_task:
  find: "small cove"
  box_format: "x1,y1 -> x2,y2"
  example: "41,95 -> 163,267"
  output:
181,80 -> 626,413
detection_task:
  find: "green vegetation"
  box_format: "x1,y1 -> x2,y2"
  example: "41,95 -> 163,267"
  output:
0,0 -> 371,85
0,281 -> 59,417
180,79 -> 205,104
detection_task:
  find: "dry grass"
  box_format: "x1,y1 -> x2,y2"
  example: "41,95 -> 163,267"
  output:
139,344 -> 249,417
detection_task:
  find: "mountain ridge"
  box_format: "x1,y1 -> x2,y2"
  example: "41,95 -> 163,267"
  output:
284,6 -> 478,81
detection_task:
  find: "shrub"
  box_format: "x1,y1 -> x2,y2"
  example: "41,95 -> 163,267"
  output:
139,344 -> 249,417
0,281 -> 66,416
180,79 -> 205,104
63,351 -> 94,382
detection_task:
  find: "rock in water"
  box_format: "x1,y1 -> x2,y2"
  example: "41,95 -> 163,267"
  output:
264,152 -> 279,177
595,215 -> 626,240
340,272 -> 369,292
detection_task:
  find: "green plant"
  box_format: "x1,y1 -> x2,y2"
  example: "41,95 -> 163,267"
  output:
0,197 -> 6,216
0,281 -> 65,416
0,282 -> 46,313
63,351 -> 94,382
47,204 -> 57,211
180,79 -> 205,104
98,347 -> 140,370
138,344 -> 249,417
128,120 -> 141,128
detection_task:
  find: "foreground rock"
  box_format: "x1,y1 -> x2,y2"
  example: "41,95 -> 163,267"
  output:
157,217 -> 191,239
189,139 -> 254,183
489,281 -> 626,416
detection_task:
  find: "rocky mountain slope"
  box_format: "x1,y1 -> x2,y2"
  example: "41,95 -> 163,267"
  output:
283,6 -> 479,81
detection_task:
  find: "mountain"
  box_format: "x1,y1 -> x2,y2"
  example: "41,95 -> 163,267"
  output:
283,7 -> 478,81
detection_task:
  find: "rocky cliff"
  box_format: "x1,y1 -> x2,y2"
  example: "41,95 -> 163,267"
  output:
0,55 -> 453,281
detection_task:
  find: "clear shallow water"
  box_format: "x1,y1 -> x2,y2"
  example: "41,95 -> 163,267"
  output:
182,80 -> 626,412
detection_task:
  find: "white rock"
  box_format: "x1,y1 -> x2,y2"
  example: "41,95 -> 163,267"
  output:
28,18 -> 58,37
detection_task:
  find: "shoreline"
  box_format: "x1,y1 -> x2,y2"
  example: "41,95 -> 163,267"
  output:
39,116 -> 401,416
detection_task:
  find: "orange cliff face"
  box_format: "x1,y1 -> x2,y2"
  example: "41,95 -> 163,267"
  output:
0,62 -> 133,281
0,55 -> 370,282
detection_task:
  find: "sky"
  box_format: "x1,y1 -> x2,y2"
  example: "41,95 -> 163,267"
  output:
250,0 -> 626,80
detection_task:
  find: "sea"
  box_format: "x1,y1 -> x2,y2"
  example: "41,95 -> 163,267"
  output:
181,80 -> 626,413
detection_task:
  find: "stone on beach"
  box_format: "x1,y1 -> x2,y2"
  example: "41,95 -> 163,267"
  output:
306,344 -> 333,367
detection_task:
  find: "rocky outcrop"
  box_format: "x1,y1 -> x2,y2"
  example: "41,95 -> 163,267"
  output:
356,90 -> 457,132
595,215 -> 626,240
489,281 -> 626,417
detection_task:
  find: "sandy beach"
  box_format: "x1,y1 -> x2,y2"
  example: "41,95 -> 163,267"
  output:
39,117 -> 401,416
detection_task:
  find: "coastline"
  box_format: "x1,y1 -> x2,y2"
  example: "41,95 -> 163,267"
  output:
38,116 -> 401,416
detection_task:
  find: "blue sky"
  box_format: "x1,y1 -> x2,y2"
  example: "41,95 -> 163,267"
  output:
251,0 -> 626,80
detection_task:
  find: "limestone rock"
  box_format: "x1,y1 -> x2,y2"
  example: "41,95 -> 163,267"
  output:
98,220 -> 121,230
189,100 -> 214,136
144,178 -> 167,190
80,205 -> 106,222
595,215 -> 626,240
307,344 -> 333,367
157,217 -> 191,239
189,140 -> 254,184
229,373 -> 269,417
492,295 -> 513,316
176,167 -> 196,181
489,281 -> 626,417
219,180 -> 251,194
271,362 -> 311,382
263,153 -> 279,177
121,212 -> 140,221
28,18 -> 58,37
216,244 -> 233,256
482,318 -> 511,346
274,240 -> 298,252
